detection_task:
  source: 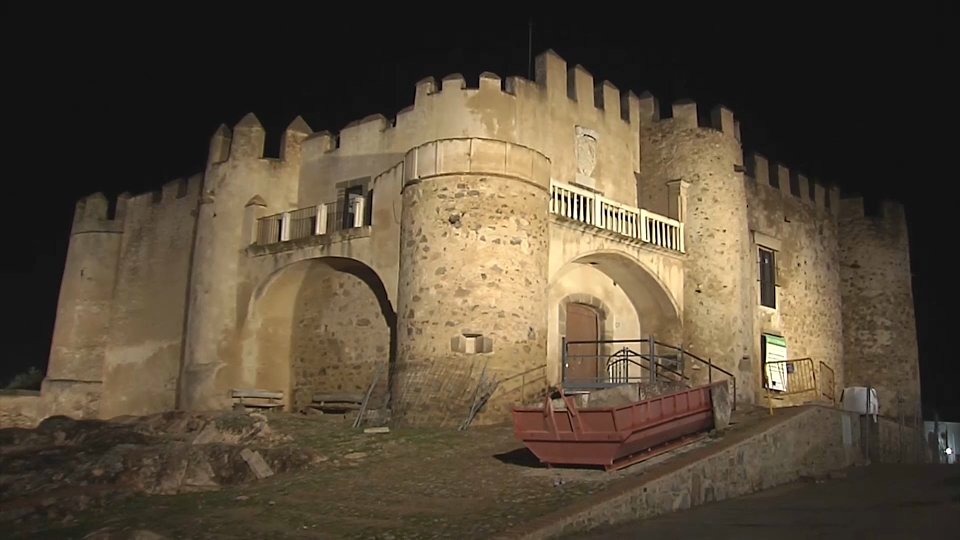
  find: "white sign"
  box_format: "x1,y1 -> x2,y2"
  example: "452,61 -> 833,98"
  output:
763,334 -> 788,392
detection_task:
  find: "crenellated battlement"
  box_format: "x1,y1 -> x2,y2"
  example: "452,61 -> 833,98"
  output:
838,195 -> 907,227
636,92 -> 740,140
290,50 -> 644,163
744,152 -> 839,216
208,114 -> 313,166
637,92 -> 740,141
72,192 -> 127,234
71,174 -> 203,235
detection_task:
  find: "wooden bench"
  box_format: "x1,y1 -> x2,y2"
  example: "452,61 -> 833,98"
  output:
231,388 -> 284,410
310,393 -> 365,412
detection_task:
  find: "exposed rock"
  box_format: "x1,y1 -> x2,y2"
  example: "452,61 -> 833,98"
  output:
711,381 -> 733,430
83,527 -> 169,540
239,448 -> 274,479
0,410 -> 316,522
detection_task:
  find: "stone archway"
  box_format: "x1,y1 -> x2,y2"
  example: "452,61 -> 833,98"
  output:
548,250 -> 682,386
240,257 -> 396,411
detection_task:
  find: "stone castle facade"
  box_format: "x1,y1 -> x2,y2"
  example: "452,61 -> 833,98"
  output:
6,50 -> 920,429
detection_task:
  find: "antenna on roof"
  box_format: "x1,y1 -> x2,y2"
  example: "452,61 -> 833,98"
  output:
527,18 -> 533,80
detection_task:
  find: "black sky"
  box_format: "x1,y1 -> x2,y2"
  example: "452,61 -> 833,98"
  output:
4,7 -> 953,418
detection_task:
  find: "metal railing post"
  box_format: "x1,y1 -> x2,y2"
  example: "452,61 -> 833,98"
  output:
561,337 -> 567,388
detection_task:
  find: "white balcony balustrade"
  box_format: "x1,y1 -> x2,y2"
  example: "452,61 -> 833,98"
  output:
255,196 -> 366,246
549,181 -> 684,253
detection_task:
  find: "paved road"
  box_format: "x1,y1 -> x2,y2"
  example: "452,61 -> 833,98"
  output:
568,465 -> 960,539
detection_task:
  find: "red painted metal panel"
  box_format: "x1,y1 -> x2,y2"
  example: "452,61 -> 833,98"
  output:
512,382 -> 721,470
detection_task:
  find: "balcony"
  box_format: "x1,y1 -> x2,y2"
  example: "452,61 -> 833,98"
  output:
549,181 -> 684,253
255,196 -> 367,246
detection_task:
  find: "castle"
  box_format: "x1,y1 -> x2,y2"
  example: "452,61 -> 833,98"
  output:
12,50 -> 920,429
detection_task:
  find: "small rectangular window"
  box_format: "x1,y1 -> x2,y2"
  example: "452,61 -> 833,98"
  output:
759,247 -> 777,309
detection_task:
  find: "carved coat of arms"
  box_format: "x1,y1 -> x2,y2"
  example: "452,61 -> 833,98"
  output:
575,126 -> 598,179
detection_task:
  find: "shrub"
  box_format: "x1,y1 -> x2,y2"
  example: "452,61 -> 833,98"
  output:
5,366 -> 44,390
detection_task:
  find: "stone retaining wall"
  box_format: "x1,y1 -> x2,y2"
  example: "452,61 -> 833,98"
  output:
496,405 -> 863,539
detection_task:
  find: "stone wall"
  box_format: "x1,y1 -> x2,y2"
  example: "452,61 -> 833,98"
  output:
499,405 -> 863,539
393,139 -> 551,427
838,199 -> 921,418
288,261 -> 391,410
0,391 -> 45,429
869,415 -> 929,464
98,176 -> 201,418
743,154 -> 844,408
298,50 -> 642,225
180,116 -> 309,411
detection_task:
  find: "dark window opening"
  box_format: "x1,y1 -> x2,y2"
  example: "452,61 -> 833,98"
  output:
342,185 -> 363,229
825,189 -> 832,209
364,189 -> 374,226
808,180 -> 816,201
759,247 -> 777,309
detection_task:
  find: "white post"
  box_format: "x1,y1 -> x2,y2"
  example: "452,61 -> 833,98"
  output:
639,209 -> 650,243
353,196 -> 366,228
593,194 -> 602,229
280,212 -> 291,242
315,204 -> 327,235
549,183 -> 557,215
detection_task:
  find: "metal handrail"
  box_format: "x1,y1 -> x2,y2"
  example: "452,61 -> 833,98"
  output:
562,336 -> 737,411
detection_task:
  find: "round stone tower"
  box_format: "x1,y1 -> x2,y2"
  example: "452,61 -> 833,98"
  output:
392,138 -> 552,428
638,96 -> 755,403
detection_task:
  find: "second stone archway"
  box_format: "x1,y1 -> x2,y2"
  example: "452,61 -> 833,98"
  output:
239,256 -> 396,412
548,249 -> 683,388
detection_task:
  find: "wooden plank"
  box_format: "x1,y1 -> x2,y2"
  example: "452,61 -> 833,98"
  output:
231,388 -> 284,400
309,402 -> 362,410
311,393 -> 364,404
240,403 -> 285,409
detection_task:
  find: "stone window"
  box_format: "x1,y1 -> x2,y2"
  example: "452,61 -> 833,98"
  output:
335,177 -> 371,230
342,185 -> 364,230
759,247 -> 778,309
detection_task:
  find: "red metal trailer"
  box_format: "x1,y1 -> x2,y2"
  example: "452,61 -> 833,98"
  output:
511,382 -> 723,471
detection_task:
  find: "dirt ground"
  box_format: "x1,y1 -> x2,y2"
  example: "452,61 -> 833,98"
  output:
5,413 -> 624,540
5,401 -> 770,540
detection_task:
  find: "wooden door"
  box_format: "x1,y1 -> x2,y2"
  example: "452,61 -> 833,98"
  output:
565,303 -> 599,383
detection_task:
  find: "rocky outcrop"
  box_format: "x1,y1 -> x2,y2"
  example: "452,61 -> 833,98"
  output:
0,411 -> 321,522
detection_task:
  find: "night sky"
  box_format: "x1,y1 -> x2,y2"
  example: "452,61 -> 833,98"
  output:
4,9 -> 953,418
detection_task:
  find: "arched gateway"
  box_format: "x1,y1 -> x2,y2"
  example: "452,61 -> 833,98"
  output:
238,256 -> 396,411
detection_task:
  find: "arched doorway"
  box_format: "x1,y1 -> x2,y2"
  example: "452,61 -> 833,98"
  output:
240,257 -> 396,411
565,302 -> 601,385
548,250 -> 682,387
